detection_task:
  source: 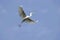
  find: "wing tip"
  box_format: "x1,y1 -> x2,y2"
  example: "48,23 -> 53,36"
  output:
19,5 -> 23,7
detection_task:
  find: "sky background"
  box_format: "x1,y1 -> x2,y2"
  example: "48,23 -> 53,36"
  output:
0,0 -> 60,40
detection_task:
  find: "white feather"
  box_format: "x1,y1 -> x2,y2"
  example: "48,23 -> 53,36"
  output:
30,12 -> 32,17
24,12 -> 33,19
19,5 -> 23,7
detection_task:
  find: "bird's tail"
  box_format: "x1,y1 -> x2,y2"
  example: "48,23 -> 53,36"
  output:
18,21 -> 23,27
18,24 -> 22,27
18,20 -> 24,27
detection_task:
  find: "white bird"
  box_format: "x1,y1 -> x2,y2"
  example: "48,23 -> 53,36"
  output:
18,5 -> 38,26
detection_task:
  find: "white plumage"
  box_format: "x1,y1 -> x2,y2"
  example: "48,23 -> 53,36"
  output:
18,5 -> 38,26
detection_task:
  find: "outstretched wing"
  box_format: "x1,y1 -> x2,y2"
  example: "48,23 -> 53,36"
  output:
21,18 -> 35,24
18,6 -> 26,19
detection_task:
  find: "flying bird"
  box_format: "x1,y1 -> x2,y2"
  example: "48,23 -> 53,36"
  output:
18,5 -> 38,26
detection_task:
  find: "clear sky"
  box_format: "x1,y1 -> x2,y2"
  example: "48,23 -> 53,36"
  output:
0,0 -> 60,40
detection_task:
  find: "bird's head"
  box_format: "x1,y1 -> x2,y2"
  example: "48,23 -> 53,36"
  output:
29,12 -> 32,17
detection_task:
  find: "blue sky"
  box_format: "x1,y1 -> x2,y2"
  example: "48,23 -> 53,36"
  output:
0,0 -> 60,40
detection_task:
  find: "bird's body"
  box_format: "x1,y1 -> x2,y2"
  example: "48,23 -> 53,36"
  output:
18,5 -> 38,27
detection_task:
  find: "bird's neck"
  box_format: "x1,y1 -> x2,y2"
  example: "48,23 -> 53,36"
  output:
23,12 -> 32,19
26,16 -> 30,18
30,12 -> 32,17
